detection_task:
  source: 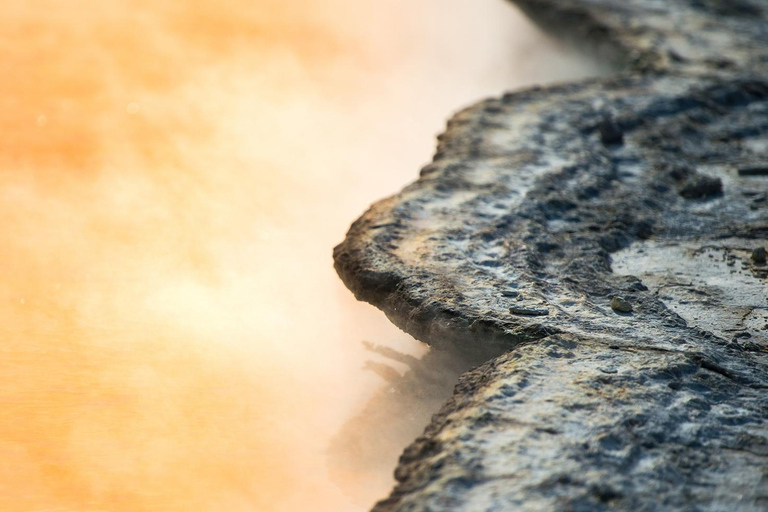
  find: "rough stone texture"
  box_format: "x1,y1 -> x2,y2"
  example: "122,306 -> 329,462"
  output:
333,0 -> 768,510
514,0 -> 768,73
378,335 -> 768,512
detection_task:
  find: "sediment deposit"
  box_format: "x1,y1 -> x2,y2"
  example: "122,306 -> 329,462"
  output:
334,0 -> 768,509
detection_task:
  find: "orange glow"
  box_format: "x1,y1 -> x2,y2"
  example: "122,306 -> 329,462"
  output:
0,1 -> 601,510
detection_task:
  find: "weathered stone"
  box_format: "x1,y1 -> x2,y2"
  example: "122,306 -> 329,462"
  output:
676,172 -> 723,199
509,305 -> 549,316
610,295 -> 632,313
752,246 -> 767,264
333,0 -> 768,510
373,335 -> 768,512
598,116 -> 624,145
739,165 -> 768,177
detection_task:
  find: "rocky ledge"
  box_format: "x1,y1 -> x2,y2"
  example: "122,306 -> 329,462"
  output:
333,0 -> 768,510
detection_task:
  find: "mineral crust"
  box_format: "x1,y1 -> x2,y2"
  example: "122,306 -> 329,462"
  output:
333,0 -> 768,509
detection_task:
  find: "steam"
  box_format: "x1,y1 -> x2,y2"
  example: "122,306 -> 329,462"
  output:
0,1 -> 602,511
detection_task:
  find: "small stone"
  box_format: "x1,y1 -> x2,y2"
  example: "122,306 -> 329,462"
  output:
510,306 -> 549,316
751,247 -> 767,264
599,117 -> 624,145
676,173 -> 723,199
611,296 -> 633,313
738,165 -> 768,176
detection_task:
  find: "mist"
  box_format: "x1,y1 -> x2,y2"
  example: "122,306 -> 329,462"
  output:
0,1 -> 603,511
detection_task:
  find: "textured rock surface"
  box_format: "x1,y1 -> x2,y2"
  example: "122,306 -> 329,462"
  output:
333,0 -> 768,510
514,0 -> 768,73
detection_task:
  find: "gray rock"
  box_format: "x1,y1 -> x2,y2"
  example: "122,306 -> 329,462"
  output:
509,306 -> 549,316
333,0 -> 768,510
752,247 -> 767,264
375,335 -> 768,512
739,165 -> 768,177
676,172 -> 723,200
610,295 -> 632,313
598,116 -> 624,145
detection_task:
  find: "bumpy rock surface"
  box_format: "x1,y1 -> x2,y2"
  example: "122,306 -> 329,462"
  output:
334,0 -> 768,510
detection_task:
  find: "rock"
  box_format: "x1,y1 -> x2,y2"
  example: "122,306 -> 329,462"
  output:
752,247 -> 767,264
334,72 -> 768,360
739,165 -> 768,177
333,0 -> 768,510
373,335 -> 768,512
509,306 -> 549,316
598,116 -> 624,145
610,295 -> 633,313
676,172 -> 723,199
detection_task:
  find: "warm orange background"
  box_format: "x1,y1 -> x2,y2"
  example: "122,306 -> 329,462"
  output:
0,1 -> 599,511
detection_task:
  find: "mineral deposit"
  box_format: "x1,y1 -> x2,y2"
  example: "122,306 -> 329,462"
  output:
334,0 -> 768,509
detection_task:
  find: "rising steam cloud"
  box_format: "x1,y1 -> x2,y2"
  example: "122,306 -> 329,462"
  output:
0,1 -> 601,511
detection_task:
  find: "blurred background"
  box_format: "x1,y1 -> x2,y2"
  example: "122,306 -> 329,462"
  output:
0,1 -> 602,510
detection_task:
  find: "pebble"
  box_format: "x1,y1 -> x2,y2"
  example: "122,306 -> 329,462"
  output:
611,296 -> 633,313
751,247 -> 767,264
676,173 -> 723,199
738,165 -> 768,176
599,117 -> 624,145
